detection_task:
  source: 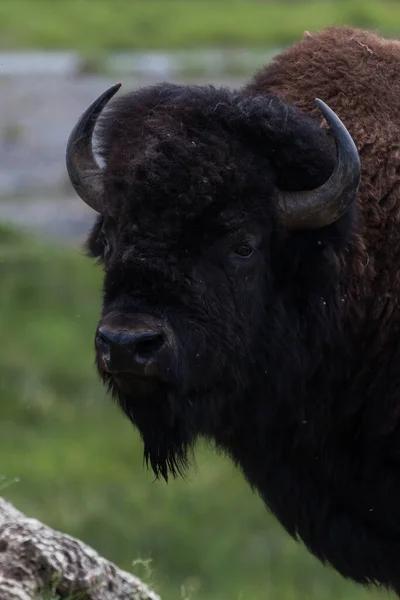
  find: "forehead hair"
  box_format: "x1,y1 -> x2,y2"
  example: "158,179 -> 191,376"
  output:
93,82 -> 336,238
95,83 -> 276,234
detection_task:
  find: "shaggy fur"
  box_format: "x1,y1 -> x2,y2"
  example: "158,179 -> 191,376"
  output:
85,27 -> 400,595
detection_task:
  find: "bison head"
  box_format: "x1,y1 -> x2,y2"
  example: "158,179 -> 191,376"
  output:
66,82 -> 360,480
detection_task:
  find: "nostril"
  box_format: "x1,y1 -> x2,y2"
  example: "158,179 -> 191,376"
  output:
133,332 -> 164,364
96,329 -> 109,353
97,326 -> 111,345
95,328 -> 111,371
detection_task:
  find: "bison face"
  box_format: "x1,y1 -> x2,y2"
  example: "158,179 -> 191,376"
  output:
66,82 -> 360,480
87,198 -> 271,480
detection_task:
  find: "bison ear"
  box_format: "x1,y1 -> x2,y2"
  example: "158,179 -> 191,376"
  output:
277,99 -> 360,230
66,83 -> 122,213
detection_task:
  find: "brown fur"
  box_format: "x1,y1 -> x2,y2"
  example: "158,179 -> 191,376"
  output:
247,26 -> 400,426
84,26 -> 400,594
247,26 -> 400,286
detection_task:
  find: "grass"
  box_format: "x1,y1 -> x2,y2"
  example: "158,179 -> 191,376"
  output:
0,221 -> 394,600
1,0 -> 400,52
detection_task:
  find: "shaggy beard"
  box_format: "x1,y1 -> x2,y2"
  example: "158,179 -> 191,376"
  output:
105,375 -> 197,481
142,420 -> 194,482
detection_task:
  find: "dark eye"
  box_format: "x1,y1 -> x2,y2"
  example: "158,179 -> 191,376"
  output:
234,243 -> 254,258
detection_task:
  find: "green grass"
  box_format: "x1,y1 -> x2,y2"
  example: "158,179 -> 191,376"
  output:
0,222 -> 393,600
1,0 -> 400,52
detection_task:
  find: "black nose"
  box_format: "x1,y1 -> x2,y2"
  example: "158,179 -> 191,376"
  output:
96,326 -> 165,373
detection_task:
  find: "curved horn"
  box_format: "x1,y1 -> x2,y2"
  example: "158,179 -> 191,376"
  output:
277,98 -> 361,230
66,83 -> 122,212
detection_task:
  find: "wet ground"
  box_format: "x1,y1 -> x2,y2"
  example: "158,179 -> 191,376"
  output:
0,51 -> 265,243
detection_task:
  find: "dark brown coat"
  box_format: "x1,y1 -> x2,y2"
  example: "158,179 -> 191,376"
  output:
66,26 -> 400,596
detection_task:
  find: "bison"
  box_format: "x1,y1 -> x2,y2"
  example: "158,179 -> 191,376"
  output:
66,26 -> 400,595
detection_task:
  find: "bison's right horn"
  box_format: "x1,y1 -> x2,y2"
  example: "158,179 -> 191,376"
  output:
277,99 -> 361,230
66,83 -> 122,213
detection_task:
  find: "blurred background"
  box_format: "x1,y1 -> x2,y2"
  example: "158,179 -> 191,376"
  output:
0,2 -> 398,599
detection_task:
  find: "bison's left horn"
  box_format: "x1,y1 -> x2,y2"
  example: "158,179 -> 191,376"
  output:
277,99 -> 360,230
66,83 -> 122,213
